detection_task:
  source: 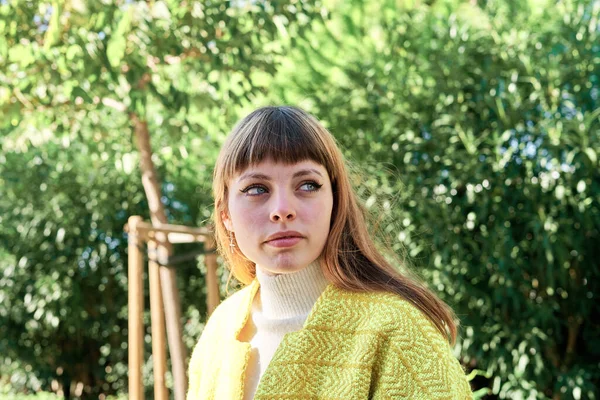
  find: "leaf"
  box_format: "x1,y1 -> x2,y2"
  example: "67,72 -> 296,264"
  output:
43,2 -> 63,50
66,45 -> 80,61
106,8 -> 133,68
8,44 -> 35,67
0,30 -> 7,58
71,87 -> 93,103
584,147 -> 597,165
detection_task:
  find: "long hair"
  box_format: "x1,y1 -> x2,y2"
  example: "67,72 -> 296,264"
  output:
212,106 -> 458,344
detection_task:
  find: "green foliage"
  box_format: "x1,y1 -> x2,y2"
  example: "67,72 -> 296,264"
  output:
1,381 -> 60,400
271,0 -> 600,398
1,0 -> 599,399
1,133 -> 146,393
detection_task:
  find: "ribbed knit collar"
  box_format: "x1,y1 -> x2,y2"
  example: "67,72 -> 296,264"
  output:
255,261 -> 329,320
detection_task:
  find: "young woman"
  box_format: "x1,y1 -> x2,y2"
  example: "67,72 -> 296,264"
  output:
187,106 -> 473,399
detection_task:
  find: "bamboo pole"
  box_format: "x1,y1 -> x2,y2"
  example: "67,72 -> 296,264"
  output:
205,236 -> 220,315
127,216 -> 144,400
148,240 -> 168,400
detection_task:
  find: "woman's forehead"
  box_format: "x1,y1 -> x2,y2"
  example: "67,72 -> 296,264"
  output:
233,159 -> 328,181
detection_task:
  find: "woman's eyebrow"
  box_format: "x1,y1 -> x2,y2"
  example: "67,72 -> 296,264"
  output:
237,169 -> 323,182
237,172 -> 271,182
292,169 -> 323,178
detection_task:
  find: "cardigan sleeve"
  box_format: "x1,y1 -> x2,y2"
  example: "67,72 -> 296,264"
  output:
186,284 -> 255,400
186,341 -> 201,400
370,324 -> 473,399
186,322 -> 209,400
186,305 -> 222,400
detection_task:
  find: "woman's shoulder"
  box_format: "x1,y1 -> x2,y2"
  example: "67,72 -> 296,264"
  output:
212,282 -> 256,316
190,281 -> 258,349
203,281 -> 257,332
313,284 -> 447,341
312,285 -> 472,397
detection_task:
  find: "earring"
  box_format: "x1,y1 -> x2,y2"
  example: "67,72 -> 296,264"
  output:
229,231 -> 236,253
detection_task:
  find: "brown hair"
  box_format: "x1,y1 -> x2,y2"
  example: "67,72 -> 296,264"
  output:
212,106 -> 458,344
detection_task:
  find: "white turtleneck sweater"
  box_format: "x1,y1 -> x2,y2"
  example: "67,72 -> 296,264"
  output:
238,261 -> 329,400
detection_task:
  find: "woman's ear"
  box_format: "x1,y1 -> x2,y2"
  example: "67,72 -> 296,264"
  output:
221,211 -> 233,232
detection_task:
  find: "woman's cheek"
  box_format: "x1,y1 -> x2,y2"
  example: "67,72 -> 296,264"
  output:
305,203 -> 328,221
242,207 -> 264,228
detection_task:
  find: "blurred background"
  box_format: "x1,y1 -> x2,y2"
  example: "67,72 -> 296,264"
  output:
1,0 -> 599,399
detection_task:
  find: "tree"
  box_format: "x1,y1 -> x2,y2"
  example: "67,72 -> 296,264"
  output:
1,0 -> 323,397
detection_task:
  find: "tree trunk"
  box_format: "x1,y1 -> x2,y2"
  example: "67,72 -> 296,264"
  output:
131,113 -> 188,400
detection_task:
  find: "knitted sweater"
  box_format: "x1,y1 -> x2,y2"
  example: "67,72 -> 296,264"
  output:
187,279 -> 473,399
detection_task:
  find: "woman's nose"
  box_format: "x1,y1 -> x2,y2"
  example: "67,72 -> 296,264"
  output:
269,192 -> 296,222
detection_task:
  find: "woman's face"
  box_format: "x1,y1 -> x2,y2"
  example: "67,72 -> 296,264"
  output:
223,159 -> 333,275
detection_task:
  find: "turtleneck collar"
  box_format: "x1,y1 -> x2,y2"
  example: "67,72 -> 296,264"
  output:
254,261 -> 329,319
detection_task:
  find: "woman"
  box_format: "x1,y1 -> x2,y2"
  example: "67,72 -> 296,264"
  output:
187,106 -> 473,399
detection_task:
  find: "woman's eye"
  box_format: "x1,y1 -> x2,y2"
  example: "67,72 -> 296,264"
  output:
240,185 -> 267,196
300,181 -> 323,192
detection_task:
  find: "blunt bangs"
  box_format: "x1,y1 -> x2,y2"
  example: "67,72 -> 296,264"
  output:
220,107 -> 336,184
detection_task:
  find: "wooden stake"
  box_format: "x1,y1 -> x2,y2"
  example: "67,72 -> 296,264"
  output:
205,236 -> 220,315
127,216 -> 144,400
148,240 -> 168,400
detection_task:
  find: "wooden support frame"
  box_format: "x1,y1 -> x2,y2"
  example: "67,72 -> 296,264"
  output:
126,216 -> 219,400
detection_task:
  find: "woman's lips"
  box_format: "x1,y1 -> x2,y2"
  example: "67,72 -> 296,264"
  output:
265,237 -> 303,248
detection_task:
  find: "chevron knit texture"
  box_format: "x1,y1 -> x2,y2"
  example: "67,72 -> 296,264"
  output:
187,280 -> 473,400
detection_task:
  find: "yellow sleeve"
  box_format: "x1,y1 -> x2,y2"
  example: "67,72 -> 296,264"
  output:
370,322 -> 473,399
186,328 -> 206,400
186,310 -> 220,400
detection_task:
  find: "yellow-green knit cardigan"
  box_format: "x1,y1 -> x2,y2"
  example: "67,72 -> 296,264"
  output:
187,279 -> 473,400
